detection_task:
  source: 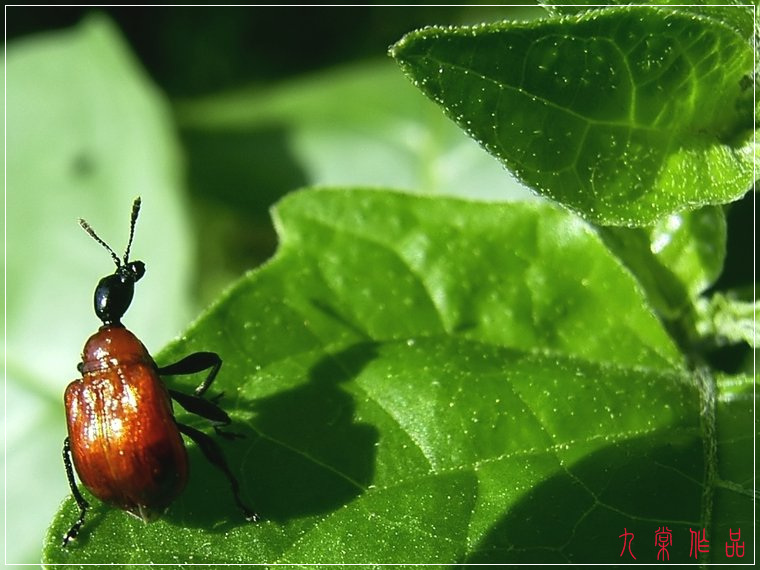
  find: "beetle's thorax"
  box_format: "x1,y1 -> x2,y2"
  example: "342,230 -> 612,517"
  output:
80,324 -> 153,374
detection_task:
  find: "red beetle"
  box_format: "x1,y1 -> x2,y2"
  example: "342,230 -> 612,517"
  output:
62,198 -> 257,546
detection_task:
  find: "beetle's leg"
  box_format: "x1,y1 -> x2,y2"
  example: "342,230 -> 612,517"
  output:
169,389 -> 243,440
62,437 -> 90,547
157,351 -> 221,397
176,422 -> 259,522
169,389 -> 229,423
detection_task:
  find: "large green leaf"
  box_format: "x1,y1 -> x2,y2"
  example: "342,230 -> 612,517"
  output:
391,6 -> 756,226
44,189 -> 749,565
6,15 -> 192,564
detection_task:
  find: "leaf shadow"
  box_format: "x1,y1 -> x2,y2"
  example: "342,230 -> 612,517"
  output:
463,432 -> 705,564
171,342 -> 380,529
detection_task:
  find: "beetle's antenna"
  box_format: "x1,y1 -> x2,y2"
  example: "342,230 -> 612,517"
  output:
123,197 -> 141,264
79,218 -> 121,268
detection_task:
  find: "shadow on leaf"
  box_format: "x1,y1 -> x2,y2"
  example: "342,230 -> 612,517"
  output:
171,342 -> 380,529
464,431 -> 704,564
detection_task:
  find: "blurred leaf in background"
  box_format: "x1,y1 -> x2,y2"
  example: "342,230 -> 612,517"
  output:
175,62 -> 534,302
6,6 -> 544,307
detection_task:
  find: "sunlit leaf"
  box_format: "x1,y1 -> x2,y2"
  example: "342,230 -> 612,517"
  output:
540,0 -> 754,39
391,6 -> 756,226
43,189 -> 747,565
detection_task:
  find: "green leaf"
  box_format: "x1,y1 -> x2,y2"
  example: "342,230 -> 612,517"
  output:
43,189 -> 749,565
713,374 -> 756,544
540,0 -> 755,39
597,205 -> 727,318
647,206 -> 727,297
596,225 -> 693,319
6,15 -> 193,564
391,6 -> 756,226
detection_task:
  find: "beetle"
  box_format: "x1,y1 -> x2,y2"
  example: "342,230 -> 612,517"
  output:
62,197 -> 258,546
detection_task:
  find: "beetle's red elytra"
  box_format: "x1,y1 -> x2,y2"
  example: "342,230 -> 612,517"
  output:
62,198 -> 257,547
65,325 -> 188,522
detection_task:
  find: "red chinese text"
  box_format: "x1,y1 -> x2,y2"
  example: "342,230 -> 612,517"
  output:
654,526 -> 672,561
726,528 -> 744,558
689,528 -> 709,559
619,528 -> 636,560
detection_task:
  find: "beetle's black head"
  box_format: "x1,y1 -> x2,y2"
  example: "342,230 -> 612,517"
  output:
80,197 -> 145,326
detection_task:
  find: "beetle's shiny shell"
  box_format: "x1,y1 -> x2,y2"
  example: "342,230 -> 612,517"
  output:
64,325 -> 188,521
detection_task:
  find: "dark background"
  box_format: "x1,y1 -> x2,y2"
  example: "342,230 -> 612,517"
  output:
6,6 -> 524,97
